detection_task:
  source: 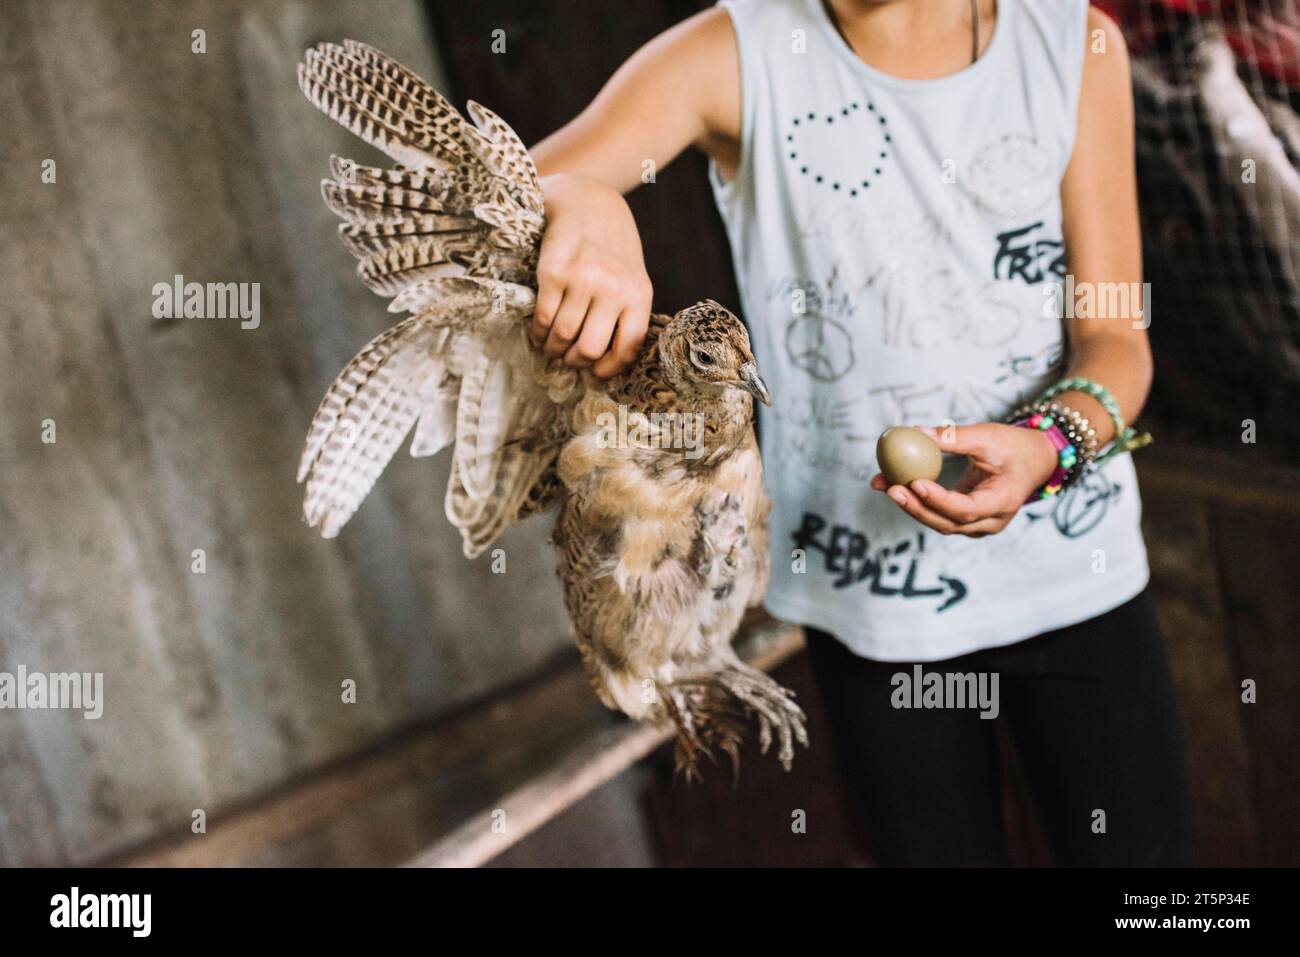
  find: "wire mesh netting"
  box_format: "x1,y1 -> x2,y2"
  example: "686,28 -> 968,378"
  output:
1103,0 -> 1299,462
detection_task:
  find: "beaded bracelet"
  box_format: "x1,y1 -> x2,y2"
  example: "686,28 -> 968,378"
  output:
1032,376 -> 1152,468
1044,401 -> 1099,462
1012,412 -> 1077,501
1009,398 -> 1098,479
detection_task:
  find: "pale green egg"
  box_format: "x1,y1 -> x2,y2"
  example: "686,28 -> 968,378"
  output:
876,426 -> 943,487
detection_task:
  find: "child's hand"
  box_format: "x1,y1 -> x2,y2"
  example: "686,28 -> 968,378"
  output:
870,423 -> 1059,537
531,173 -> 654,378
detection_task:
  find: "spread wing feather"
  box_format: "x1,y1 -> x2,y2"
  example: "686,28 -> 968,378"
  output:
298,41 -> 572,555
298,317 -> 444,537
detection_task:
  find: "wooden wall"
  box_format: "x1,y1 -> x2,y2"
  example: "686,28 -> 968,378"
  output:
0,0 -> 573,866
1138,455 -> 1300,866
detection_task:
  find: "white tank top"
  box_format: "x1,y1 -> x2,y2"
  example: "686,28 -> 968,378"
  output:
710,0 -> 1150,661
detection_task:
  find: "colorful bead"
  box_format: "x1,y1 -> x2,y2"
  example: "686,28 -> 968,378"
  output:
1011,414 -> 1081,504
1030,376 -> 1153,469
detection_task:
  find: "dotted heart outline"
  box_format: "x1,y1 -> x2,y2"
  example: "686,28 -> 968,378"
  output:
786,101 -> 892,197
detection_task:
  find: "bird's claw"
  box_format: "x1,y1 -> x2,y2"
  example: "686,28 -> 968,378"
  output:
662,664 -> 808,779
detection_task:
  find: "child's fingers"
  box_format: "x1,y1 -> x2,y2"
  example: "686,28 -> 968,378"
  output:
887,483 -> 1010,537
885,484 -> 965,535
910,479 -> 1008,524
564,297 -> 619,368
593,309 -> 649,379
918,423 -> 994,458
531,278 -> 562,347
951,516 -> 1005,537
543,290 -> 590,358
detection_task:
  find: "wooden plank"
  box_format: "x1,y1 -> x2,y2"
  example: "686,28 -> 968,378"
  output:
113,617 -> 802,867
642,649 -> 869,867
1141,490 -> 1258,865
404,718 -> 667,868
1136,447 -> 1300,515
110,657 -> 594,867
1208,506 -> 1300,867
404,618 -> 805,868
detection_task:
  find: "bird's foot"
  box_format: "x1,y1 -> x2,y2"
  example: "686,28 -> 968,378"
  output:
663,664 -> 809,780
660,684 -> 748,784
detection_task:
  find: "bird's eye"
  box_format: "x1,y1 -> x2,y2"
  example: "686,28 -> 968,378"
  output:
693,351 -> 715,366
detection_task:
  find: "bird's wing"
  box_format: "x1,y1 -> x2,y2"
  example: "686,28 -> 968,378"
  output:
297,41 -> 580,554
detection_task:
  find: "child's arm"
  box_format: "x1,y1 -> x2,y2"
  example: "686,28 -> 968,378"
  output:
1051,7 -> 1151,442
526,8 -> 740,377
878,7 -> 1151,537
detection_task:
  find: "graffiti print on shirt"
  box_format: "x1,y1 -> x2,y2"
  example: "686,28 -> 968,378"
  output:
969,134 -> 1055,220
993,222 -> 1067,284
1024,470 -> 1124,539
778,393 -> 871,443
765,273 -> 858,382
776,429 -> 877,484
992,342 -> 1065,388
791,512 -> 968,612
876,270 -> 1031,351
866,364 -> 1060,431
784,313 -> 856,381
797,189 -> 963,252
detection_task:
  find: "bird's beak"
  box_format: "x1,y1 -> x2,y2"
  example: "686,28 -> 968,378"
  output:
737,362 -> 772,406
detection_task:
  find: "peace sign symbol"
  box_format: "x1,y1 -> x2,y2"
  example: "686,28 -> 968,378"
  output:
785,312 -> 855,382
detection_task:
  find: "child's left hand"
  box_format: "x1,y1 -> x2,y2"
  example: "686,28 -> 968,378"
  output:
870,423 -> 1059,537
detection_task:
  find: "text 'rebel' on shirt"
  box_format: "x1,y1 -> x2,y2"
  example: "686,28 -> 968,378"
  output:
710,0 -> 1149,661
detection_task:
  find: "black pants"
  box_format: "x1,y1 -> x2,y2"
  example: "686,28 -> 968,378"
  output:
804,590 -> 1192,867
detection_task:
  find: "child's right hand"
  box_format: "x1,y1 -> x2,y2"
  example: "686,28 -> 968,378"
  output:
530,172 -> 654,379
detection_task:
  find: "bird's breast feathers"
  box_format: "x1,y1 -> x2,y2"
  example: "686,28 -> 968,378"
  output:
556,388 -> 767,603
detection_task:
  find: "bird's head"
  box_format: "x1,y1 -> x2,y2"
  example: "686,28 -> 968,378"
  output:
658,300 -> 772,406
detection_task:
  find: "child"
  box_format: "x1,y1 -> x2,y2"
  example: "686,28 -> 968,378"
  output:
529,0 -> 1191,866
